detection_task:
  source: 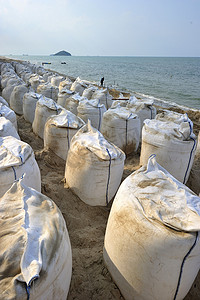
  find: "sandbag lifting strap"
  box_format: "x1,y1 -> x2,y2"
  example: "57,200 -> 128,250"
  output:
106,148 -> 112,206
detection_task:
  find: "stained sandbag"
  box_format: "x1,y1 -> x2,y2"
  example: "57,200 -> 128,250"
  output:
10,84 -> 29,115
0,117 -> 20,139
0,178 -> 72,300
0,103 -> 18,129
104,155 -> 200,300
64,93 -> 86,115
44,111 -> 85,161
29,74 -> 45,92
140,118 -> 197,183
65,121 -> 125,206
70,77 -> 88,95
101,105 -> 141,154
127,96 -> 157,132
57,89 -> 74,107
0,136 -> 41,197
23,92 -> 43,124
77,99 -> 106,130
91,88 -> 113,109
51,75 -> 65,87
37,82 -> 59,101
32,97 -> 66,139
59,78 -> 72,91
82,85 -> 98,99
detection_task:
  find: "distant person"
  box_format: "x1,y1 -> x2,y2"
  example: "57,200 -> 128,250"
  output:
100,77 -> 104,87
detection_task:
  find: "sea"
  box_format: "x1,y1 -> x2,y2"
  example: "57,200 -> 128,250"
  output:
6,55 -> 200,110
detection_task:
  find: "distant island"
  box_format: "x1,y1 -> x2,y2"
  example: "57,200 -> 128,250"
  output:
51,50 -> 72,56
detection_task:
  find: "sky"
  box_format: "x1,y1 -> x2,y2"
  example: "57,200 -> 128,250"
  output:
0,0 -> 199,57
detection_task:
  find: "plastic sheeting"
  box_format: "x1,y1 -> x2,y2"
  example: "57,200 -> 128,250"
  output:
104,155 -> 200,300
65,120 -> 125,206
0,136 -> 41,197
44,111 -> 85,161
0,179 -> 72,300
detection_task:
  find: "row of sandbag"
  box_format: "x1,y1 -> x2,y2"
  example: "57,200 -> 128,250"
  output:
0,61 -> 72,299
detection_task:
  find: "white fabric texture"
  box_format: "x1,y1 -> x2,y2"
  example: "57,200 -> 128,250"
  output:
0,103 -> 18,129
10,85 -> 29,115
0,117 -> 20,140
0,179 -> 72,300
140,118 -> 197,183
44,111 -> 85,161
104,155 -> 200,300
0,136 -> 41,197
65,120 -> 125,206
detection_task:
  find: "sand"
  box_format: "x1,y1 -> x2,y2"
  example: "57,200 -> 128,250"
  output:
16,109 -> 200,300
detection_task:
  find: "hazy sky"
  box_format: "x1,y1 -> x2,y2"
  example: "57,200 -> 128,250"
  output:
0,0 -> 199,56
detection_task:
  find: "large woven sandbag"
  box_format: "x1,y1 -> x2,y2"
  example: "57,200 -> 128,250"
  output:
29,74 -> 45,92
0,117 -> 20,140
57,89 -> 74,107
70,77 -> 88,95
104,155 -> 200,300
82,85 -> 98,99
2,79 -> 23,104
32,97 -> 66,139
127,97 -> 157,132
44,111 -> 85,161
0,136 -> 41,197
77,99 -> 106,131
140,118 -> 197,183
0,179 -> 72,300
37,82 -> 58,101
51,75 -> 65,87
65,121 -> 125,206
1,74 -> 17,90
101,105 -> 141,154
59,78 -> 72,92
0,96 -> 9,107
91,88 -> 113,109
0,103 -> 18,129
23,92 -> 43,124
10,84 -> 29,115
64,93 -> 86,115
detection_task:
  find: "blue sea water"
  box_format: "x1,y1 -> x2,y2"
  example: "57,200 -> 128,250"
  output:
7,55 -> 200,110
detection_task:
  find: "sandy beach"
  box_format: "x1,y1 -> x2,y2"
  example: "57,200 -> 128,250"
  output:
1,57 -> 200,299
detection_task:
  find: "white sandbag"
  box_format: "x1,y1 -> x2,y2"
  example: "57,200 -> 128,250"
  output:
0,178 -> 72,300
57,89 -> 74,107
23,92 -> 43,124
51,75 -> 65,87
2,79 -> 23,104
0,96 -> 9,107
111,99 -> 128,108
101,105 -> 141,154
37,82 -> 59,101
32,97 -> 66,139
1,74 -> 17,89
77,99 -> 106,130
140,118 -> 197,183
82,85 -> 98,99
0,117 -> 20,139
44,111 -> 85,161
70,77 -> 88,95
156,109 -> 191,124
104,155 -> 200,300
29,74 -> 45,92
91,88 -> 113,109
10,84 -> 29,115
127,97 -> 157,131
0,103 -> 17,129
0,136 -> 41,197
65,120 -> 125,206
59,78 -> 72,92
64,93 -> 86,115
